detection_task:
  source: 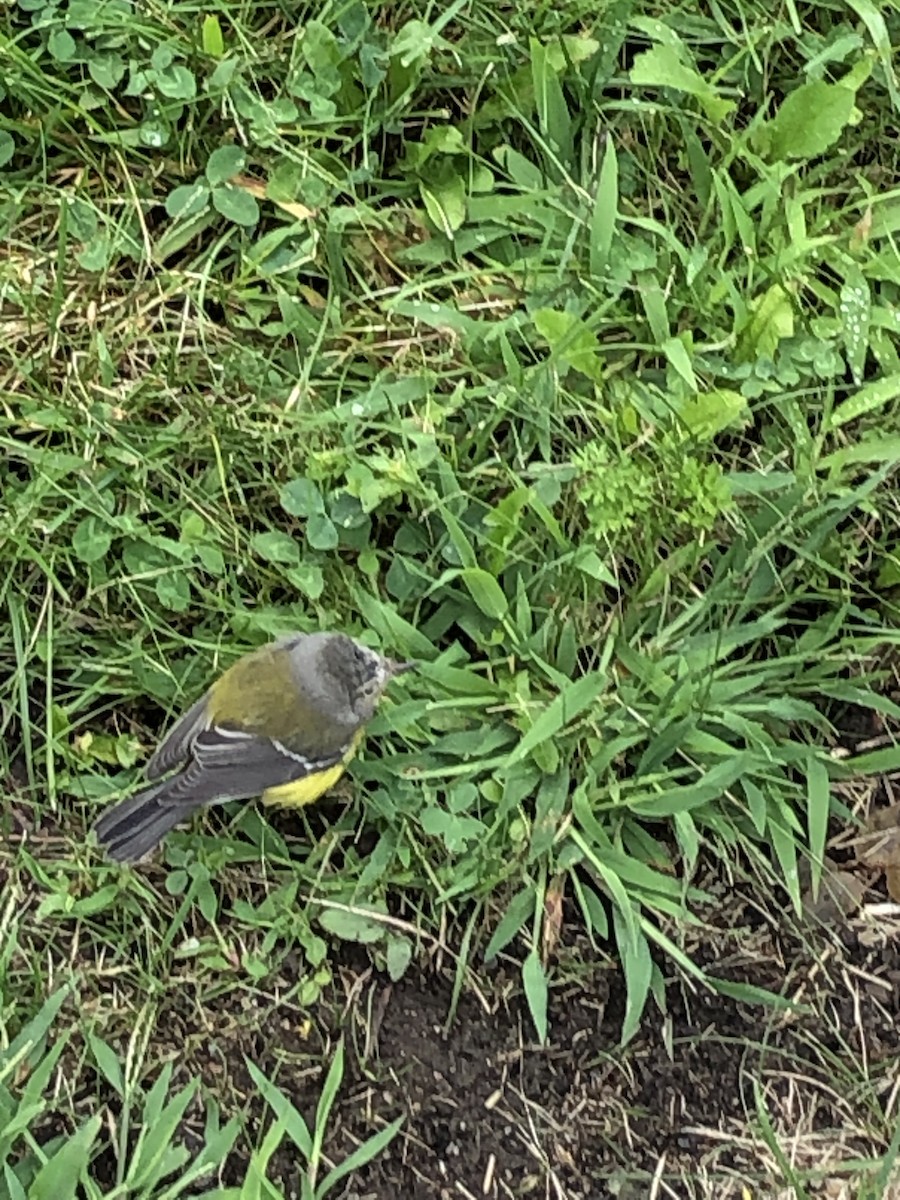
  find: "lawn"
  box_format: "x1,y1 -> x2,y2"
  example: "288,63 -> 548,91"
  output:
3,0 -> 900,1196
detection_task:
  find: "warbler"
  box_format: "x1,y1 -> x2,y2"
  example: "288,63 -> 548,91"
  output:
93,631 -> 414,863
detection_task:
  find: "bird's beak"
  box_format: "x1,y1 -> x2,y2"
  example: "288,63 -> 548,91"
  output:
386,659 -> 417,676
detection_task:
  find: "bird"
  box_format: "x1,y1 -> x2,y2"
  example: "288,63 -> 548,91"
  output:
93,631 -> 415,863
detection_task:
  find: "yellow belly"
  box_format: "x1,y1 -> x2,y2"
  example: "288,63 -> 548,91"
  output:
261,760 -> 348,809
259,732 -> 362,809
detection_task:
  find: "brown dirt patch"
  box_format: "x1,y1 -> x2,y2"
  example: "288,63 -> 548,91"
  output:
321,926 -> 898,1198
11,778 -> 900,1198
143,889 -> 899,1200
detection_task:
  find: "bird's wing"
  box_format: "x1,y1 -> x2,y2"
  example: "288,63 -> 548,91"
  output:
152,726 -> 347,809
145,691 -> 213,779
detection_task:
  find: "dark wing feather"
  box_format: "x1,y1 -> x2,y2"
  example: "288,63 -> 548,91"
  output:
155,728 -> 345,808
145,691 -> 212,779
93,780 -> 196,863
93,727 -> 347,863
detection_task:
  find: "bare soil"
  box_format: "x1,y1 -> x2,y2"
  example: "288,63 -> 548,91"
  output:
189,887 -> 900,1200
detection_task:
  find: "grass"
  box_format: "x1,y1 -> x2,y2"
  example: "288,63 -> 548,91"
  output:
4,0 -> 900,1194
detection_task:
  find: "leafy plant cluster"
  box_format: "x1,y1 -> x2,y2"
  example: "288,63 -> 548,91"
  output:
4,0 -> 900,1192
0,988 -> 396,1199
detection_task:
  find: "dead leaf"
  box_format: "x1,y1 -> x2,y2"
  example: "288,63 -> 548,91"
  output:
853,802 -> 900,871
232,174 -> 315,221
863,800 -> 900,833
541,879 -> 564,962
230,174 -> 267,198
272,198 -> 316,222
823,1179 -> 852,1200
297,285 -> 327,310
857,827 -> 900,869
851,205 -> 872,250
844,803 -> 900,902
801,856 -> 865,925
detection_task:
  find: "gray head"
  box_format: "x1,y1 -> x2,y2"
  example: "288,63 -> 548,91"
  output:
287,632 -> 414,726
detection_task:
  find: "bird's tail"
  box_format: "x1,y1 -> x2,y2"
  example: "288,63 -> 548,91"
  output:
93,779 -> 195,863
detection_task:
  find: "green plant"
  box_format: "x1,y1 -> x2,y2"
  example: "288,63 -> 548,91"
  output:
4,0 -> 900,1188
240,1040 -> 402,1200
0,990 -> 240,1199
166,147 -> 260,230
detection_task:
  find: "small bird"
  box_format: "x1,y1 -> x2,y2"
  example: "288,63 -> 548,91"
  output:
93,631 -> 414,863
